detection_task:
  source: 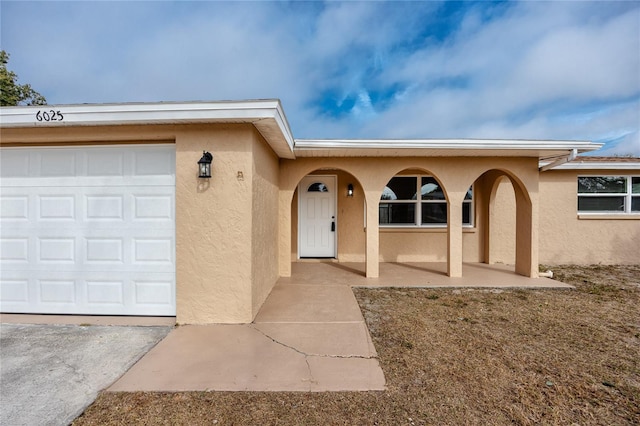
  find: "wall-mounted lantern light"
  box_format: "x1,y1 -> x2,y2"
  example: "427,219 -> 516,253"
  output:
198,151 -> 213,178
347,183 -> 354,197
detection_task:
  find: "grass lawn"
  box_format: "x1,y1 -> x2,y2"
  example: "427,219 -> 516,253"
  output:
74,265 -> 639,425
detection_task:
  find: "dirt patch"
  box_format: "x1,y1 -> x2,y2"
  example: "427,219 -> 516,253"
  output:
74,265 -> 639,425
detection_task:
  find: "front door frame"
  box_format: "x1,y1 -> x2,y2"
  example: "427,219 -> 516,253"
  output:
298,174 -> 337,258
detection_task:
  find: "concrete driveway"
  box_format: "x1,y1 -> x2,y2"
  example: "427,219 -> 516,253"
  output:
0,323 -> 171,426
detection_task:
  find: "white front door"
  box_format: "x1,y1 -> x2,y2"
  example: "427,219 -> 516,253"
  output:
298,175 -> 337,258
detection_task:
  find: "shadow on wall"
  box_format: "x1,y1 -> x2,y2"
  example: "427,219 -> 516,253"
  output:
197,179 -> 210,193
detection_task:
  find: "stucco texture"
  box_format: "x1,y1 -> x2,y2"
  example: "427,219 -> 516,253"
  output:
175,124 -> 284,324
279,156 -> 540,279
250,128 -> 280,318
14,122 -> 621,324
2,123 -> 282,324
538,170 -> 639,265
175,125 -> 255,324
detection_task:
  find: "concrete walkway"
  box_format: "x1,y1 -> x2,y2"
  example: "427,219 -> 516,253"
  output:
109,262 -> 570,393
109,281 -> 385,392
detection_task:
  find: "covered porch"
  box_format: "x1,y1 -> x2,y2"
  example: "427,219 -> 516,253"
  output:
279,140 -> 599,283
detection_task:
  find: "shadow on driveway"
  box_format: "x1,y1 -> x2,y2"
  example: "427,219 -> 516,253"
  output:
0,323 -> 171,426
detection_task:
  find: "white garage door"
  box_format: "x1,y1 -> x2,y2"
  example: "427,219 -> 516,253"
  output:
0,145 -> 176,316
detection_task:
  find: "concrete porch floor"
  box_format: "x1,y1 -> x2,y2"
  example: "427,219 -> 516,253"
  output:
284,261 -> 570,288
109,262 -> 570,392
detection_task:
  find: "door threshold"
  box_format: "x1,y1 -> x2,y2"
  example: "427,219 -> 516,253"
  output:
297,258 -> 338,262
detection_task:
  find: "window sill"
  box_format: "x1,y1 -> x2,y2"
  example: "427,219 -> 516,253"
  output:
578,213 -> 640,220
379,227 -> 476,233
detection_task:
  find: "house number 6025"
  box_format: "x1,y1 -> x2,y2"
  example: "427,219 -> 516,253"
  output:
35,110 -> 64,122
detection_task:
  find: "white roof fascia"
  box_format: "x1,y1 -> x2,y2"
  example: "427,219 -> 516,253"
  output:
547,161 -> 640,170
0,100 -> 296,159
294,138 -> 602,155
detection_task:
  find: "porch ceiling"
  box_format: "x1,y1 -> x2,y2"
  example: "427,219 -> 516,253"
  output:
293,139 -> 602,159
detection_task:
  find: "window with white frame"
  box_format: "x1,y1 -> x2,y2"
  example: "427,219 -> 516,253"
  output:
577,176 -> 640,214
379,175 -> 473,226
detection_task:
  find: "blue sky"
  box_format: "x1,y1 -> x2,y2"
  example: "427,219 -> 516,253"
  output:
2,1 -> 639,155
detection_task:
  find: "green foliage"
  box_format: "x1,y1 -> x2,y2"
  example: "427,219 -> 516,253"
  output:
1,50 -> 46,106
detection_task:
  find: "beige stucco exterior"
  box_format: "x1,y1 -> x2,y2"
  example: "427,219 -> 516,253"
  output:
1,123 -> 281,324
538,169 -> 639,264
278,156 -> 540,280
2,100 -> 636,324
488,169 -> 640,265
487,177 -> 517,265
250,127 -> 280,318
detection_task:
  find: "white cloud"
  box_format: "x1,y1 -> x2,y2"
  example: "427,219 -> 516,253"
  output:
1,1 -> 638,155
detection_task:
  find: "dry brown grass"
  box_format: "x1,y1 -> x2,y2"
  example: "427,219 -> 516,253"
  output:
74,265 -> 639,425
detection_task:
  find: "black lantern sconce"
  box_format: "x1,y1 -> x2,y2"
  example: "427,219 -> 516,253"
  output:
347,183 -> 354,197
198,151 -> 213,178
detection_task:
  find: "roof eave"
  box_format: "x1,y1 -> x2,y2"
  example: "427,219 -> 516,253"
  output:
0,100 -> 296,159
549,161 -> 640,170
293,139 -> 602,158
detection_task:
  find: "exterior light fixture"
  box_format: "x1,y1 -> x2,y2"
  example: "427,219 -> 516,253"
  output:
198,151 -> 213,178
347,183 -> 354,197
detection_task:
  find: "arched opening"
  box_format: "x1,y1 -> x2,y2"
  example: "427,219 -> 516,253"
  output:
377,168 -> 457,270
291,168 -> 366,263
472,169 -> 536,277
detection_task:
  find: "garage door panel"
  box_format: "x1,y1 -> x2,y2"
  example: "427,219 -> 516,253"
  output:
0,238 -> 29,263
0,187 -> 173,226
1,145 -> 175,186
1,266 -> 175,315
133,194 -> 173,220
85,238 -> 125,263
38,237 -> 76,263
0,195 -> 29,220
38,150 -> 78,177
1,190 -> 174,229
86,149 -> 125,176
0,149 -> 30,177
0,278 -> 29,303
86,194 -> 124,221
38,195 -> 77,220
2,231 -> 174,272
0,145 -> 175,316
39,279 -> 77,304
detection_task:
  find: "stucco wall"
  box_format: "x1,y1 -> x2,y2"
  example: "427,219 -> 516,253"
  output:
538,169 -> 640,265
1,123 -> 263,324
250,129 -> 280,317
175,124 -> 254,324
378,229 -> 481,262
281,156 -> 539,277
336,171 -> 367,262
487,177 -> 517,265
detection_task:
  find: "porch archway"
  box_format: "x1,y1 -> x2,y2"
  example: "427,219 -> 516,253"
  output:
471,168 -> 538,278
376,167 -> 451,270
